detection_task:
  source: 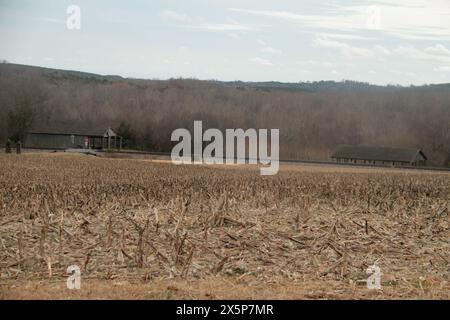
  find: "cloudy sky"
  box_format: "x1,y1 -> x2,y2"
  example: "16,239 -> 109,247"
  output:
1,0 -> 450,85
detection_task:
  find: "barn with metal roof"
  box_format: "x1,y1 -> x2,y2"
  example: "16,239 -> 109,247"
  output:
24,126 -> 122,150
331,145 -> 427,166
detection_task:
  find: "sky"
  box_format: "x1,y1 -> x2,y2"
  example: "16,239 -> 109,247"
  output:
1,0 -> 450,85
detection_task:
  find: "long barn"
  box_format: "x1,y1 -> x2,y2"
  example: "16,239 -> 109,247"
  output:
331,145 -> 427,166
25,127 -> 122,150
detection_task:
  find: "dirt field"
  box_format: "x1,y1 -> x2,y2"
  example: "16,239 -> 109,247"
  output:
0,153 -> 449,299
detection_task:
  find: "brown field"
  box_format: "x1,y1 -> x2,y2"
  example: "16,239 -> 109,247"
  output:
0,153 -> 449,299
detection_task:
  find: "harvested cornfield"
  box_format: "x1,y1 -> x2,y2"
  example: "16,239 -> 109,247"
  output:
0,153 -> 449,299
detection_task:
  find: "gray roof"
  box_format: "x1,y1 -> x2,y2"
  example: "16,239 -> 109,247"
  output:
28,126 -> 119,137
331,145 -> 427,163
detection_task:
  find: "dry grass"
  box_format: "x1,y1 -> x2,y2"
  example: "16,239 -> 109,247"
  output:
3,277 -> 448,300
0,153 -> 449,299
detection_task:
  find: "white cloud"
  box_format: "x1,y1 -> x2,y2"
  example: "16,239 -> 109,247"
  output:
261,47 -> 282,55
161,9 -> 260,33
257,39 -> 266,46
312,36 -> 391,60
296,60 -> 335,69
317,33 -> 373,41
434,66 -> 450,72
160,10 -> 192,23
230,8 -> 314,23
394,44 -> 450,63
424,44 -> 450,56
229,2 -> 450,41
178,46 -> 189,53
227,33 -> 240,39
314,37 -> 363,57
188,23 -> 259,32
249,57 -> 273,66
313,36 -> 372,59
374,45 -> 391,55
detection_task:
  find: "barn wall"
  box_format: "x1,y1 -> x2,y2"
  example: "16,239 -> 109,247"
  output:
24,133 -> 86,149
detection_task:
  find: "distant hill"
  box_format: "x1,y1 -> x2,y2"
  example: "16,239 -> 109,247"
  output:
223,80 -> 450,92
2,62 -> 450,92
0,62 -> 124,83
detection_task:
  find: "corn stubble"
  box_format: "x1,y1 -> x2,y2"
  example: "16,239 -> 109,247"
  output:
0,153 -> 449,299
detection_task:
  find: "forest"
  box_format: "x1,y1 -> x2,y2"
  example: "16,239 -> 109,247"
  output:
1,62 -> 449,166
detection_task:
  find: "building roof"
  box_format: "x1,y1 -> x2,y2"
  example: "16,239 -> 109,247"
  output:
331,145 -> 427,163
28,126 -> 119,137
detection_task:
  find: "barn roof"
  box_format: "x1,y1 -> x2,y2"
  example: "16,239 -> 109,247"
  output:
331,145 -> 427,163
28,126 -> 119,137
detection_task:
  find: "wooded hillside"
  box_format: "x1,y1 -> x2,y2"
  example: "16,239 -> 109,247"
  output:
1,63 -> 449,166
